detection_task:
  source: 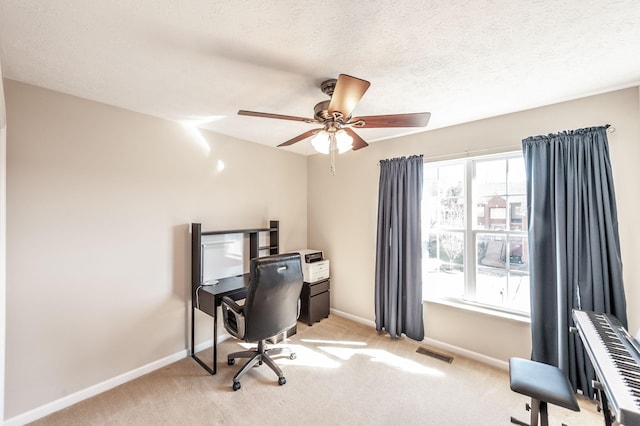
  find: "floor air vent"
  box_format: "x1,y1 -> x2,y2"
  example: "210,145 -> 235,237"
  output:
416,346 -> 454,364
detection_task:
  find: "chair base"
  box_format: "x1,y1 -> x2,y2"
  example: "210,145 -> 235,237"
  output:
227,340 -> 295,390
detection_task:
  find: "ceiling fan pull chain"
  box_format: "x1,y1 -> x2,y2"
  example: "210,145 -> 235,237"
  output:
330,133 -> 337,175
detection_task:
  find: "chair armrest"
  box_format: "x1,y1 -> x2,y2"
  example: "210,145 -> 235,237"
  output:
221,296 -> 243,314
221,296 -> 245,340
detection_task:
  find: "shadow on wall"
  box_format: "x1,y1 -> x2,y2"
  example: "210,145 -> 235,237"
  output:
173,224 -> 191,349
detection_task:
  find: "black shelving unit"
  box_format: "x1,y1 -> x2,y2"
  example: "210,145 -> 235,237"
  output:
192,220 -> 279,282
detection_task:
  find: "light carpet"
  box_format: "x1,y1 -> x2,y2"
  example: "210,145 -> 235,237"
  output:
31,315 -> 603,425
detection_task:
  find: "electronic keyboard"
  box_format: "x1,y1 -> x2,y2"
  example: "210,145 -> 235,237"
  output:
573,309 -> 640,426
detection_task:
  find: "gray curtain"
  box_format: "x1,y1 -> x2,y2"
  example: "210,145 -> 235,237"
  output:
522,125 -> 627,397
375,155 -> 424,341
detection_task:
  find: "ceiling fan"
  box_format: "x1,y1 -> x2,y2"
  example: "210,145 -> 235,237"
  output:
238,74 -> 431,172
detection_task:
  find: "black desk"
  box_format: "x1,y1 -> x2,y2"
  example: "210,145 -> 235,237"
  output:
191,274 -> 249,374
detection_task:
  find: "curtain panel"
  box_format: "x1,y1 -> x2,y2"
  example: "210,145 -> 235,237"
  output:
375,155 -> 424,341
522,125 -> 627,397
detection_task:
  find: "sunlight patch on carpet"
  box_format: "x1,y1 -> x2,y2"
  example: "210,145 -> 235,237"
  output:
301,338 -> 367,346
319,347 -> 445,376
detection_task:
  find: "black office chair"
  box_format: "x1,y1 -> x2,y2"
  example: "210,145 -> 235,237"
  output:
221,253 -> 303,391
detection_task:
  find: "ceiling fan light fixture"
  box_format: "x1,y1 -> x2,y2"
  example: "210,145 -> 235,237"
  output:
311,129 -> 353,155
335,129 -> 353,154
311,130 -> 330,154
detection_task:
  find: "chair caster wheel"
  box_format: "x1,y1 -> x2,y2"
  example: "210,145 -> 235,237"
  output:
290,353 -> 296,360
228,358 -> 235,365
232,381 -> 241,391
278,376 -> 286,386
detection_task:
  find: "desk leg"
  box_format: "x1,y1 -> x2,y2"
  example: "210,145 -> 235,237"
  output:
213,307 -> 218,375
191,304 -> 217,375
191,304 -> 195,357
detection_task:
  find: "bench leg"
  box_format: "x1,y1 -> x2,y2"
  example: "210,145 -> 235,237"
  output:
511,398 -> 547,426
537,400 -> 547,426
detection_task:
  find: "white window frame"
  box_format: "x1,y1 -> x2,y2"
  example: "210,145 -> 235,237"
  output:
423,151 -> 530,317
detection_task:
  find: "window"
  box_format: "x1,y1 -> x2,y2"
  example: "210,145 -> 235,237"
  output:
422,153 -> 530,314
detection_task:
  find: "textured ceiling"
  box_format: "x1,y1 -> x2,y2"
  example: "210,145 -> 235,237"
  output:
1,1 -> 640,155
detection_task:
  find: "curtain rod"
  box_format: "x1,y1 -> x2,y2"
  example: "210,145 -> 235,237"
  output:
424,144 -> 522,162
377,144 -> 521,165
377,145 -> 522,166
377,125 -> 616,164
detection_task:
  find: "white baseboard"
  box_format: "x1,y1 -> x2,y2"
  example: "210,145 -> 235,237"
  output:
4,350 -> 187,426
330,308 -> 375,327
5,331 -> 237,426
420,337 -> 509,370
193,332 -> 231,354
330,309 -> 508,371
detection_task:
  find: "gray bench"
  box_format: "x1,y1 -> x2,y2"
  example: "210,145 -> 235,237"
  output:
509,357 -> 580,426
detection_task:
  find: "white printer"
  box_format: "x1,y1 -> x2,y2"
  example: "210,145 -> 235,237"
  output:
295,249 -> 330,283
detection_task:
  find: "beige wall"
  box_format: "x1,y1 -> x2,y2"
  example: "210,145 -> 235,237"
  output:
308,87 -> 640,362
4,80 -> 307,418
1,63 -> 7,424
5,79 -> 640,420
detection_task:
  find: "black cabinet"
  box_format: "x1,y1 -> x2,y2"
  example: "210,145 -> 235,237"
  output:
299,279 -> 330,325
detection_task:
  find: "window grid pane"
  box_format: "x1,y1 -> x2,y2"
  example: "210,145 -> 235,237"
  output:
423,163 -> 465,300
423,154 -> 529,315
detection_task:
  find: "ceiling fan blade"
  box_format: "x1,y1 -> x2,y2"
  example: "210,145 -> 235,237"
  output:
344,128 -> 369,151
352,112 -> 431,128
238,110 -> 314,123
277,128 -> 322,147
328,74 -> 371,118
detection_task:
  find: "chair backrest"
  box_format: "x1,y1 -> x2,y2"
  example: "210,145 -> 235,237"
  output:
243,253 -> 303,342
